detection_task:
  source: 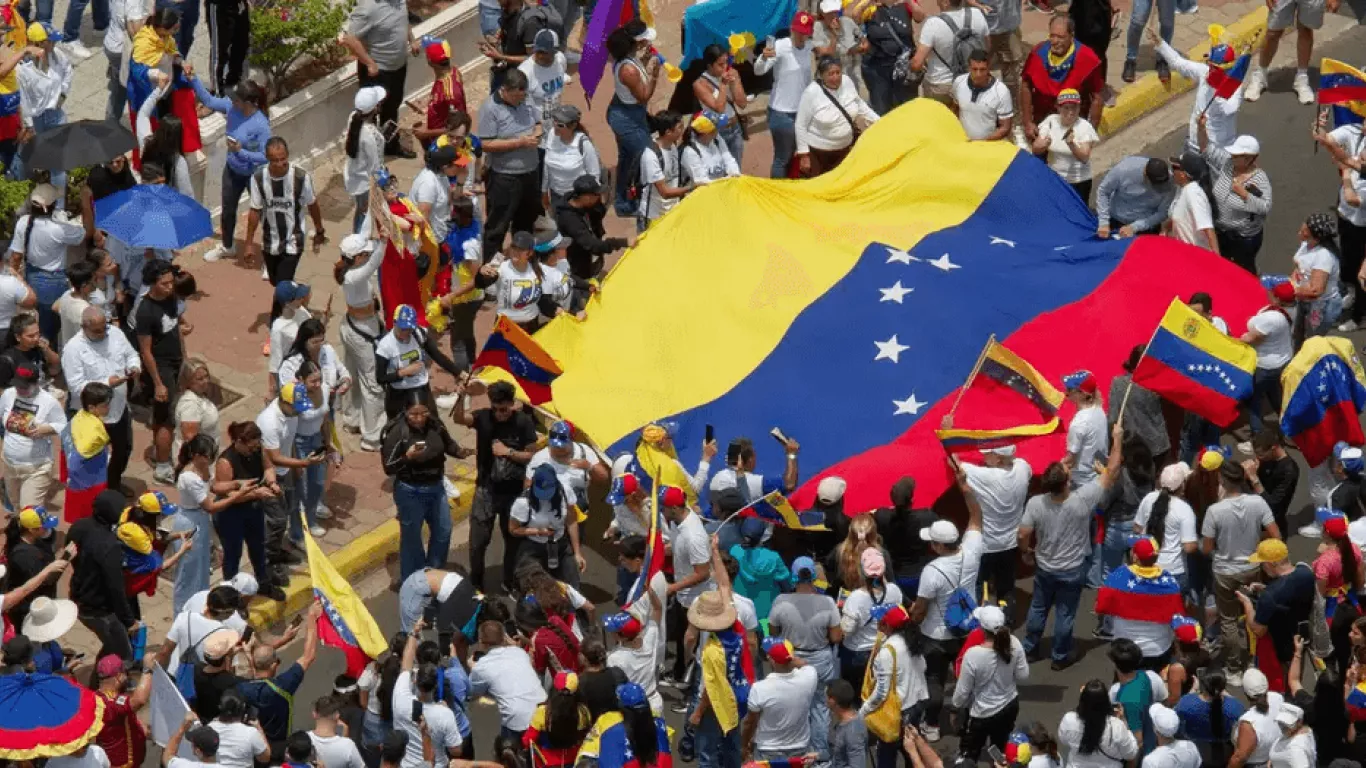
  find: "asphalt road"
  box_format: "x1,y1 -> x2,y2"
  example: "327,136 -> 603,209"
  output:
223,24 -> 1366,766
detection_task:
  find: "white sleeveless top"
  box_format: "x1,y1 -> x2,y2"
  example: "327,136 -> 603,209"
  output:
614,58 -> 645,104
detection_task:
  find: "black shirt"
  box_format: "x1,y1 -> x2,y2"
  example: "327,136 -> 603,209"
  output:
473,408 -> 538,495
381,418 -> 463,485
134,294 -> 184,364
874,507 -> 939,581
5,538 -> 55,628
0,345 -> 44,389
1332,477 -> 1365,519
1254,563 -> 1317,664
191,667 -> 244,722
1257,455 -> 1300,526
863,4 -> 914,66
86,164 -> 136,203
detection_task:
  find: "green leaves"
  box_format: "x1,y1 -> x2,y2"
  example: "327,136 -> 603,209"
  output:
249,0 -> 354,100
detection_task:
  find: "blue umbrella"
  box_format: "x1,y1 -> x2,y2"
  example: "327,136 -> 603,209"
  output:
0,673 -> 104,759
94,184 -> 213,250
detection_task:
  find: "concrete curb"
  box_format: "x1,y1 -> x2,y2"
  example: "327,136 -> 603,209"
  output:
247,464 -> 478,627
1097,7 -> 1268,135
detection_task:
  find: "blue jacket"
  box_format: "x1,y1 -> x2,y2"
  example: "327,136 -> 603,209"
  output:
192,77 -> 271,177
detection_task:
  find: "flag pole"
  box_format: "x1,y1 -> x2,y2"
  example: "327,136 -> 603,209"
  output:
529,402 -> 613,465
947,334 -> 996,419
1117,298 -> 1176,424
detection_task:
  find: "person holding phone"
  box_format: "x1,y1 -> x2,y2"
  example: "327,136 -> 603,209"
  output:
1238,539 -> 1315,691
237,601 -> 323,760
393,619 -> 465,768
382,396 -> 472,583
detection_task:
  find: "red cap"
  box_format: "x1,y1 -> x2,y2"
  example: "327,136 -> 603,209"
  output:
1132,537 -> 1158,562
620,474 -> 639,495
660,486 -> 686,508
1272,282 -> 1296,304
792,11 -> 815,34
425,39 -> 452,65
1326,515 -> 1350,539
880,605 -> 911,631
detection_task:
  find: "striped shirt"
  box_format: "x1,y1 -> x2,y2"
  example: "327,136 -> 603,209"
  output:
248,164 -> 316,256
1204,143 -> 1271,238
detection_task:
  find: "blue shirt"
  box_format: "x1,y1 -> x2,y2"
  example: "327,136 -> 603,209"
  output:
1094,156 -> 1176,233
191,77 -> 271,177
440,659 -> 472,738
236,662 -> 306,741
1175,692 -> 1244,742
31,640 -> 64,674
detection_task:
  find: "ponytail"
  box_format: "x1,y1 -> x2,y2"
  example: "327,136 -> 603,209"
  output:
345,111 -> 366,159
1147,490 -> 1172,547
1202,669 -> 1229,764
992,626 -> 1013,665
1337,531 -> 1365,595
175,433 -> 217,478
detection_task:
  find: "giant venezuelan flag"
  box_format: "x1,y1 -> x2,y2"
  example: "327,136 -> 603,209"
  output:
483,102 -> 1265,511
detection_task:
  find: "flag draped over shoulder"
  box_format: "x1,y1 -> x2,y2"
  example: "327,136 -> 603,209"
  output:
1094,564 -> 1184,623
1132,298 -> 1256,427
1279,336 -> 1366,466
622,471 -> 665,610
935,340 -> 1064,450
700,627 -> 755,733
303,521 -> 387,677
60,411 -> 110,522
578,712 -> 673,768
473,315 -> 563,405
1321,58 -> 1366,126
739,491 -> 827,531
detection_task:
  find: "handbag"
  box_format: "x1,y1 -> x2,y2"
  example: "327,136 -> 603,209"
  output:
882,4 -> 920,86
860,635 -> 902,743
820,84 -> 865,142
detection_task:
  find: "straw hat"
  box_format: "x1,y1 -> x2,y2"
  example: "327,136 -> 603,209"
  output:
22,597 -> 78,643
686,590 -> 738,632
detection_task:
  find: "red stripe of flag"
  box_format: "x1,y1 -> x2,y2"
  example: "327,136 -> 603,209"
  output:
1133,356 -> 1242,426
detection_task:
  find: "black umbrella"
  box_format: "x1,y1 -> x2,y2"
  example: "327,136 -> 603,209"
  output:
18,120 -> 137,172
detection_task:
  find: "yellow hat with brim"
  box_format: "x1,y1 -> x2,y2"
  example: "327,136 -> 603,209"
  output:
1247,538 -> 1288,564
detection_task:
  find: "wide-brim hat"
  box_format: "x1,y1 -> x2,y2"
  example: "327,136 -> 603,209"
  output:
687,590 -> 738,632
22,597 -> 79,643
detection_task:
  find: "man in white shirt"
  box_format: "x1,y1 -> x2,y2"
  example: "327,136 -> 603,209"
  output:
1063,370 -> 1109,490
256,381 -> 325,554
525,419 -> 608,506
709,436 -> 799,505
467,620 -> 546,738
619,534 -> 669,668
155,585 -> 241,672
392,623 -> 462,768
244,137 -> 326,329
958,443 -> 1030,616
951,50 -> 1012,141
102,0 -> 146,121
754,11 -> 815,178
1241,280 -> 1296,440
910,0 -> 988,103
1165,152 -> 1218,253
741,638 -> 819,762
46,743 -> 110,768
605,601 -> 664,714
662,484 -> 713,683
309,694 -> 367,768
62,306 -> 140,490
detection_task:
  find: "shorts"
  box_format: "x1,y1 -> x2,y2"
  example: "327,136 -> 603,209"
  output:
144,361 -> 180,425
1268,0 -> 1324,30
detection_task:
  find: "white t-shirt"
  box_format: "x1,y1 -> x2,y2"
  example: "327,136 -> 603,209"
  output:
392,671 -> 462,768
468,645 -> 547,731
542,132 -> 600,196
753,37 -> 813,113
410,168 -> 452,242
1057,713 -> 1138,768
607,623 -> 663,713
1238,691 -> 1285,766
840,583 -> 905,652
255,400 -> 298,478
1292,242 -> 1341,303
861,633 -> 928,714
166,611 -> 229,671
1132,491 -> 1198,575
963,461 -> 1032,553
357,662 -> 384,716
918,530 -> 985,640
681,138 -> 739,186
1168,183 -> 1214,247
951,74 -> 1012,140
1038,114 -> 1099,183
210,721 -> 268,768
1140,740 -> 1201,768
0,273 -> 29,332
46,746 -> 111,768
309,733 -> 366,768
1112,612 -> 1173,655
494,260 -> 543,323
918,8 -> 988,86
518,53 -> 569,143
625,570 -> 670,668
267,308 -> 311,375
0,388 -> 66,466
1067,405 -> 1109,486
375,329 -> 430,390
747,665 -> 819,752
638,143 -> 681,222
295,384 -> 331,438
509,481 -> 574,544
670,513 -> 713,606
526,444 -> 592,495
1332,126 -> 1366,226
1246,308 -> 1294,370
1267,730 -> 1317,768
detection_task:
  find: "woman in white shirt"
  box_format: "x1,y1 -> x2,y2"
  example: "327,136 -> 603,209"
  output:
681,114 -> 740,187
1291,213 -> 1344,337
540,104 -> 601,209
858,603 -> 926,766
1131,462 -> 1199,594
1267,702 -> 1315,768
290,360 -> 335,540
14,25 -> 72,193
951,606 -> 1028,763
343,86 -> 386,234
1031,89 -> 1099,200
279,319 -> 352,395
333,233 -> 386,451
9,183 -> 84,345
170,434 -> 257,614
1057,680 -> 1138,767
796,56 -> 878,177
636,111 -> 690,231
1165,152 -> 1219,254
474,233 -> 547,332
173,357 -> 223,461
838,548 -> 903,692
1230,669 -> 1284,768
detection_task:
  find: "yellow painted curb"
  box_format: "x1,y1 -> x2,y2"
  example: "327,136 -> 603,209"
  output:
248,466 -> 479,628
1098,7 -> 1268,135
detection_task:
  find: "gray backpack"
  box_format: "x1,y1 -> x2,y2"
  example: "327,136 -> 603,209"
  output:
935,10 -> 986,78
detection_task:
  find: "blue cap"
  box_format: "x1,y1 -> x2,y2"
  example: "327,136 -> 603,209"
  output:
616,682 -> 647,709
531,463 -> 560,501
1316,506 -> 1347,525
549,420 -> 573,449
279,381 -> 315,414
602,612 -> 638,633
792,556 -> 817,582
869,603 -> 897,621
739,516 -> 767,544
393,304 -> 418,330
605,474 -> 639,506
273,280 -> 310,304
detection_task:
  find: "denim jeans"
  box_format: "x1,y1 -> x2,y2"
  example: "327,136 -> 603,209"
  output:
290,431 -> 325,540
1023,562 -> 1087,662
32,0 -> 53,22
221,165 -> 253,249
1248,365 -> 1285,436
394,480 -> 452,583
478,3 -> 501,35
105,53 -> 127,122
352,191 -> 370,234
62,0 -> 109,44
1178,412 -> 1221,464
719,119 -> 745,169
25,267 -> 66,346
1097,519 -> 1136,634
798,646 -> 838,763
768,108 -> 796,179
168,506 -> 212,615
10,109 -> 66,192
606,98 -> 651,216
1126,0 -> 1175,62
156,0 -> 199,55
695,710 -> 741,768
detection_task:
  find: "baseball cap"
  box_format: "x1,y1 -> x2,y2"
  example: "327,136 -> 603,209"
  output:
816,476 -> 847,504
353,85 -> 386,113
1171,615 -> 1202,644
1247,538 -> 1289,564
279,381 -> 315,414
658,485 -> 686,508
605,474 -> 639,505
425,37 -> 452,65
1150,704 -> 1181,738
95,654 -> 128,679
553,672 -> 578,693
12,365 -> 38,385
549,104 -> 582,126
818,0 -> 842,12
985,444 -> 1017,458
1056,88 -> 1081,106
791,10 -> 815,34
1159,462 -> 1192,492
340,233 -> 374,258
739,516 -> 768,544
29,182 -> 59,207
1226,135 -> 1260,156
137,491 -> 179,516
510,231 -> 537,252
531,464 -> 560,501
1170,151 -> 1209,180
26,21 -> 59,42
871,603 -> 910,630
1335,442 -> 1365,473
919,519 -> 960,544
225,572 -> 259,597
617,682 -> 648,708
792,556 -> 818,582
761,637 -> 795,664
1272,281 -> 1297,304
273,280 -> 310,304
1061,370 -> 1097,394
1275,702 -> 1305,728
632,26 -> 656,42
572,174 -> 603,198
1130,536 -> 1158,562
202,629 -> 242,661
548,420 -> 573,448
1242,668 -> 1270,696
973,605 -> 1005,632
18,506 -> 59,531
602,612 -> 643,639
1145,157 -> 1172,185
533,28 -> 559,52
393,304 -> 419,330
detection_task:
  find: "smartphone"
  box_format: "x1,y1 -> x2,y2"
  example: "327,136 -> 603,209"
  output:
411,441 -> 428,453
986,745 -> 1005,764
289,613 -> 307,629
704,424 -> 714,444
765,35 -> 776,50
309,445 -> 327,459
1298,620 -> 1311,639
241,626 -> 255,644
770,427 -> 790,446
411,699 -> 424,723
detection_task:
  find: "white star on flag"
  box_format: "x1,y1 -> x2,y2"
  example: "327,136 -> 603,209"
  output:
989,236 -> 1016,247
893,393 -> 927,415
879,281 -> 914,304
874,335 -> 910,363
886,248 -> 920,265
929,253 -> 961,272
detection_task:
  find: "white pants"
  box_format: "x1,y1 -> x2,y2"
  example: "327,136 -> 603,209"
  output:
3,456 -> 54,511
340,313 -> 387,444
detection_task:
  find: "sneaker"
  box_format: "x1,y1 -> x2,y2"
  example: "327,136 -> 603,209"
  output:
316,504 -> 333,520
1122,59 -> 1137,83
1093,627 -> 1114,641
360,439 -> 381,452
1224,668 -> 1243,687
309,524 -> 326,537
435,393 -> 458,411
263,584 -> 288,602
1293,72 -> 1314,105
1340,320 -> 1361,332
1245,68 -> 1267,101
1343,288 -> 1356,310
920,725 -> 941,743
62,40 -> 96,61
1051,654 -> 1079,671
152,464 -> 175,485
669,700 -> 689,714
202,245 -> 228,262
658,674 -> 682,689
1299,522 -> 1323,539
261,264 -> 269,280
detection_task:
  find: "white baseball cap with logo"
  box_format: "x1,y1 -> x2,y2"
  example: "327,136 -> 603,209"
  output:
920,519 -> 960,544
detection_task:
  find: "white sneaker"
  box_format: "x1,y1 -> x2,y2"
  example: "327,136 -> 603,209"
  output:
202,245 -> 228,262
1299,522 -> 1323,539
360,439 -> 381,452
153,464 -> 175,485
261,264 -> 269,280
1339,320 -> 1360,332
61,40 -> 96,61
1343,288 -> 1356,310
435,393 -> 458,411
315,504 -> 332,520
1244,68 -> 1267,101
1293,72 -> 1315,105
309,524 -> 327,537
920,725 -> 941,743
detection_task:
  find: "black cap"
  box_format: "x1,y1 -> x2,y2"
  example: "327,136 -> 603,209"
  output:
2,635 -> 32,664
571,174 -> 602,198
13,365 -> 39,385
1219,460 -> 1246,485
1169,151 -> 1208,181
510,231 -> 536,251
1144,157 -> 1171,185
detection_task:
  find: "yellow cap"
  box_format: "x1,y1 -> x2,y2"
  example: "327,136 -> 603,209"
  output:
1247,538 -> 1288,564
25,20 -> 44,41
690,114 -> 717,133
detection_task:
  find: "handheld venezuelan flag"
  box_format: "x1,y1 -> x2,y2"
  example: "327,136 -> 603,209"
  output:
1094,563 -> 1184,623
739,490 -> 828,531
621,470 -> 666,610
1132,298 -> 1256,427
578,710 -> 673,768
303,517 -> 388,677
1205,46 -> 1251,100
473,315 -> 563,405
936,339 -> 1064,450
1349,680 -> 1366,720
1279,336 -> 1366,467
1320,59 -> 1366,126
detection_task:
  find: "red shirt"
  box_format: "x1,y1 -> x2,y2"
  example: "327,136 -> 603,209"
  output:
96,690 -> 147,768
531,616 -> 582,675
427,73 -> 468,131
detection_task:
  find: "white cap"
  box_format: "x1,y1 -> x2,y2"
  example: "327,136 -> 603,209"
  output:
1241,668 -> 1269,696
1226,135 -> 1261,156
985,444 -> 1016,458
1149,704 -> 1180,737
919,519 -> 960,544
1350,518 -> 1366,549
818,0 -> 842,12
1275,702 -> 1305,728
224,572 -> 259,597
633,26 -> 656,42
340,233 -> 375,257
973,605 -> 1005,631
354,85 -> 387,113
817,476 -> 847,504
612,454 -> 635,478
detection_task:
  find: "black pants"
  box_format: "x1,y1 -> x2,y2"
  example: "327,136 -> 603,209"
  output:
207,0 -> 249,94
1217,228 -> 1263,275
217,500 -> 270,586
1140,646 -> 1173,672
1341,215 -> 1366,323
958,698 -> 1020,763
358,64 -> 407,154
516,536 -> 581,590
1069,179 -> 1093,204
482,169 -> 543,260
78,612 -> 133,672
978,548 -> 1018,616
106,409 -> 132,490
669,597 -> 690,678
922,635 -> 964,729
446,302 -> 480,375
468,486 -> 520,592
265,250 -> 301,323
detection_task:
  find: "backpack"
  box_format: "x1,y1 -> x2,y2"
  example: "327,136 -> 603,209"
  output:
251,165 -> 309,254
935,9 -> 986,78
628,143 -> 689,207
516,5 -> 562,49
174,618 -> 227,703
573,134 -> 613,207
928,561 -> 979,637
